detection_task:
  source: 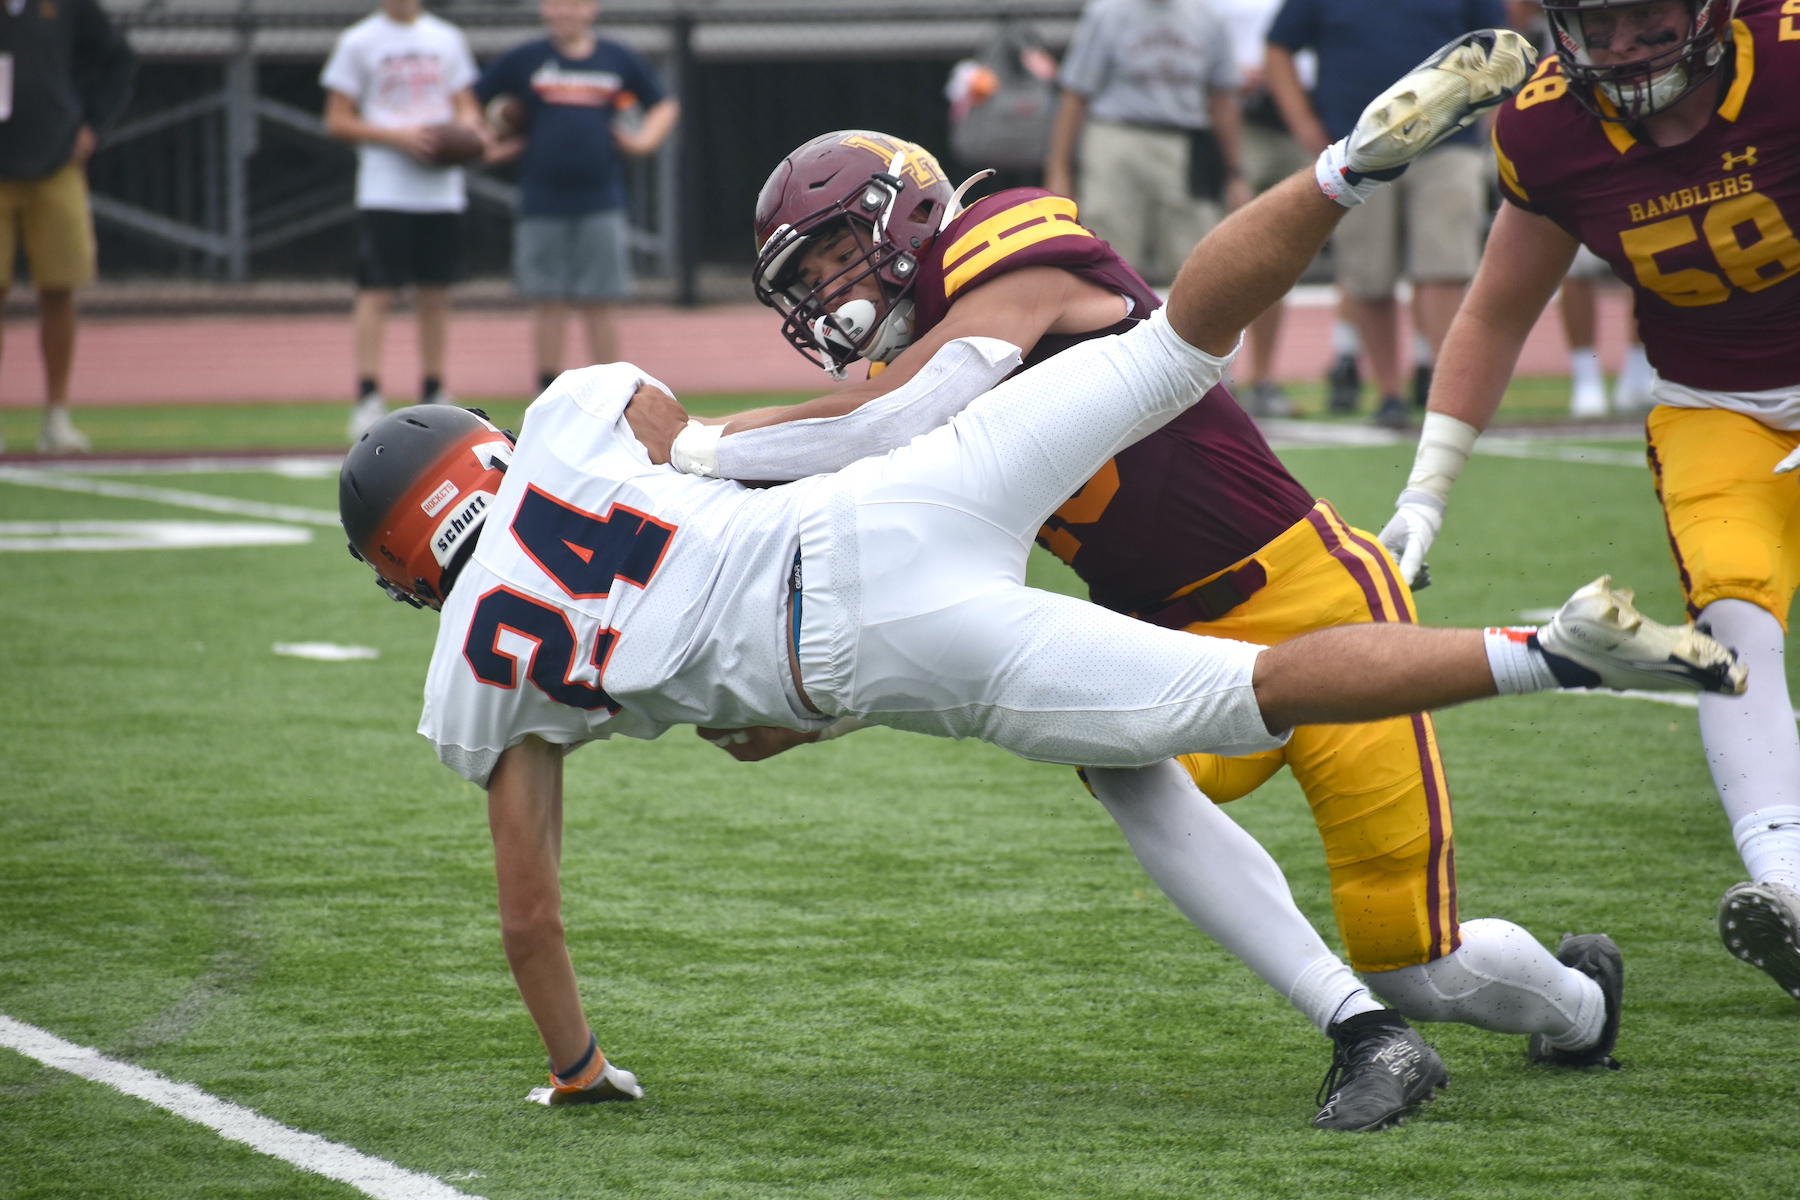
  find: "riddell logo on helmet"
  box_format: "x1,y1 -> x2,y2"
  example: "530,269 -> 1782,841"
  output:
422,479 -> 461,518
431,491 -> 496,566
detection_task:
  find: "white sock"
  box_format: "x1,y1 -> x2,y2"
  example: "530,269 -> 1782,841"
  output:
1412,330 -> 1434,369
1483,626 -> 1600,693
1615,344 -> 1654,406
1332,319 -> 1362,359
1365,918 -> 1604,1048
1569,347 -> 1602,388
1735,807 -> 1800,891
1085,761 -> 1360,1031
1697,600 -> 1800,888
1290,956 -> 1386,1034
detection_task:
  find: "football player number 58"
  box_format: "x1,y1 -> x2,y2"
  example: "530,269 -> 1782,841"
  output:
1621,192 -> 1800,307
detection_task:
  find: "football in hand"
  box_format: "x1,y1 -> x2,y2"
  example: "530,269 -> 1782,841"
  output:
422,123 -> 486,166
485,94 -> 529,141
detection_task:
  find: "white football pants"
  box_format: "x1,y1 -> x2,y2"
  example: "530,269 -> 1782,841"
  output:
1697,599 -> 1800,891
796,311 -> 1285,767
1087,760 -> 1382,1033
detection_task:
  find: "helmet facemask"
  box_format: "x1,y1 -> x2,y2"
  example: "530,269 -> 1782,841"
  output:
1544,0 -> 1734,123
753,163 -> 927,380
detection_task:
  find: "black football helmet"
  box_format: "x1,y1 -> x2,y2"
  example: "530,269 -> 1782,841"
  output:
339,406 -> 513,610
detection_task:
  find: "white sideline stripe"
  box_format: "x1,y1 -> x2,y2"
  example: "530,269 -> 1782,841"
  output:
0,468 -> 340,527
1558,687 -> 1800,721
0,1015 -> 484,1200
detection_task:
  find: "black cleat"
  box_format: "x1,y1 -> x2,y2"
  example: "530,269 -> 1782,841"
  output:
1374,395 -> 1409,429
1326,353 -> 1361,413
1719,881 -> 1800,1000
1527,933 -> 1623,1069
1313,1010 -> 1448,1131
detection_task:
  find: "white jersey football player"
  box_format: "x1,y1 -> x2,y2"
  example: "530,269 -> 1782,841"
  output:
340,31 -> 1743,1130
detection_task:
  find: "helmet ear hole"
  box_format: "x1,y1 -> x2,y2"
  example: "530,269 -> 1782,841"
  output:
908,199 -> 935,225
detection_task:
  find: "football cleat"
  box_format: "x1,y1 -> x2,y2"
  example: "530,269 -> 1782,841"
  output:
1718,881 -> 1800,1001
1313,1010 -> 1447,1132
347,394 -> 387,442
38,406 -> 90,454
1346,29 -> 1537,175
1527,933 -> 1623,1069
1539,576 -> 1747,694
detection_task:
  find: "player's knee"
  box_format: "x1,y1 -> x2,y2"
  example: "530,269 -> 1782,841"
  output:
1176,749 -> 1284,804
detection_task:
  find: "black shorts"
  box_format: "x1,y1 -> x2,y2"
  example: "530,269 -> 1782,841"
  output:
355,209 -> 463,288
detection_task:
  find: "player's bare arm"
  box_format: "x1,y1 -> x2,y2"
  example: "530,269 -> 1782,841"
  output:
1426,202 -> 1581,431
486,737 -> 590,1071
324,90 -> 434,161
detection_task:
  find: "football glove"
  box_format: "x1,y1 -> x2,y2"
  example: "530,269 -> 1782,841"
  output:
526,1032 -> 643,1106
1775,445 -> 1800,476
1378,488 -> 1445,591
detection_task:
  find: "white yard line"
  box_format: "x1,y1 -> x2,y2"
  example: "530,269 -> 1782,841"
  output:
0,1015 -> 483,1200
1559,687 -> 1800,719
0,467 -> 340,527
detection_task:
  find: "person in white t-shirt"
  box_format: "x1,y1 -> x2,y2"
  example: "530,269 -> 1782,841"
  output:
322,0 -> 483,440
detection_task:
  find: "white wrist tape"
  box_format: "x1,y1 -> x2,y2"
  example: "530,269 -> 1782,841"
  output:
670,419 -> 724,477
1405,411 -> 1480,502
713,337 -> 1021,482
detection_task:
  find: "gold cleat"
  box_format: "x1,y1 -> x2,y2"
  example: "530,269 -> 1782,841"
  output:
1539,575 -> 1749,695
1348,29 -> 1537,173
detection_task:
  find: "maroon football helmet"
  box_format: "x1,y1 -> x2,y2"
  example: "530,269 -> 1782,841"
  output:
1542,0 -> 1738,123
752,131 -> 956,378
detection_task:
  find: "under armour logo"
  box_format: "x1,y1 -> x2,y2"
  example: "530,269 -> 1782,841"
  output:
1722,147 -> 1758,170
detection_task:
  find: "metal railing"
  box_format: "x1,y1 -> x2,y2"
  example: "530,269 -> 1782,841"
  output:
96,2 -> 1086,299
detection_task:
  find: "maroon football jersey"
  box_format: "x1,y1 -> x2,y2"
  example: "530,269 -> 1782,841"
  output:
1492,0 -> 1800,393
913,188 -> 1316,614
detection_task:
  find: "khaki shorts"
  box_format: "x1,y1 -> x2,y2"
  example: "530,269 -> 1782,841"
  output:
1333,143 -> 1485,298
1078,120 -> 1221,286
0,160 -> 97,290
1241,121 -> 1310,196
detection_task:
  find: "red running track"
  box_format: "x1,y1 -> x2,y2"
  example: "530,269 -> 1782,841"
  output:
0,291 -> 1636,406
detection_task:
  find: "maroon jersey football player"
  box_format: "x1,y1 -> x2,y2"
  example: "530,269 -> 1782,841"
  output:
689,120 -> 1632,1105
1385,0 -> 1800,1001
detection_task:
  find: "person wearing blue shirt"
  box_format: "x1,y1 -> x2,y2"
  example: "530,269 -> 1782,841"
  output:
477,0 -> 677,392
1264,0 -> 1508,427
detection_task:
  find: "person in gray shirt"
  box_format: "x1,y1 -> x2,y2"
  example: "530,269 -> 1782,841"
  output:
1044,0 -> 1247,284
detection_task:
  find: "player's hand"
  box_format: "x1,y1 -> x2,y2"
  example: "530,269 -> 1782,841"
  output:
527,1061 -> 644,1106
485,135 -> 525,165
1775,446 -> 1800,476
1377,488 -> 1446,590
625,384 -> 690,464
71,124 -> 97,166
386,125 -> 437,162
696,725 -> 821,762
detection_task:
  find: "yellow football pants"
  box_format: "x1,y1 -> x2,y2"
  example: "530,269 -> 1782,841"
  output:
1172,501 -> 1459,972
1647,405 -> 1800,630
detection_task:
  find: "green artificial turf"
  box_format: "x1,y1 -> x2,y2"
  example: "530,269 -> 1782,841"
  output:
2,415 -> 1798,1199
0,373 -> 1604,456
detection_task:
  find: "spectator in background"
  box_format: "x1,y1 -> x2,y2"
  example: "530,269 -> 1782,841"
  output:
1213,0 -> 1311,417
0,0 -> 135,454
1265,0 -> 1507,428
323,0 -> 483,441
1043,0 -> 1248,286
477,0 -> 676,395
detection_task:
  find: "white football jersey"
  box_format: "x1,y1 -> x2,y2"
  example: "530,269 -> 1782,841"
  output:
419,365 -> 829,785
